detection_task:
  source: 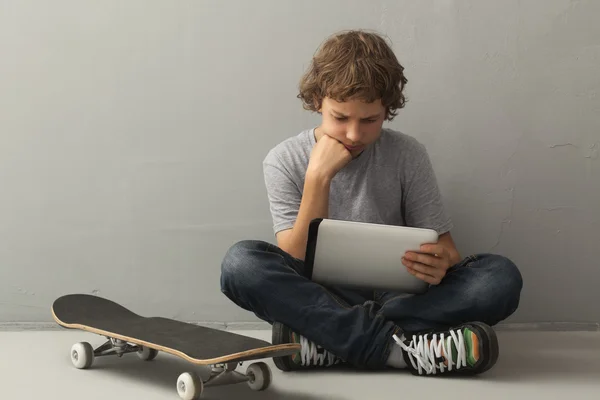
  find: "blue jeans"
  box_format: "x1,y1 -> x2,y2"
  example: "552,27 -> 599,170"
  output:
220,240 -> 523,369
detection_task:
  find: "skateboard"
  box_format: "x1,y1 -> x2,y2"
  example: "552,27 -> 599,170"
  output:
52,294 -> 301,399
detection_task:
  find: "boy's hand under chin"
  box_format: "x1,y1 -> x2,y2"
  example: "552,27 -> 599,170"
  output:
402,244 -> 454,285
307,134 -> 353,181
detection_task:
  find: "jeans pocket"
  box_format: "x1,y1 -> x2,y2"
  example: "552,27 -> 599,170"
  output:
447,254 -> 478,274
466,254 -> 479,264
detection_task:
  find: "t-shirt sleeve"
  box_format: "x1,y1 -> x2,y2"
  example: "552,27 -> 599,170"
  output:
263,154 -> 302,235
402,144 -> 454,235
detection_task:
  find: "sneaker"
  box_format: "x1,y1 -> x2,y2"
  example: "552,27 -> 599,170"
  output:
393,321 -> 499,376
271,322 -> 343,371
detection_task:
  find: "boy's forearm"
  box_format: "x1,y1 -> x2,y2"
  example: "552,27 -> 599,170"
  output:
285,171 -> 331,260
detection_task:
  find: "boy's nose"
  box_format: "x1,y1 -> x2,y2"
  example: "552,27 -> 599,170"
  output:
346,127 -> 361,143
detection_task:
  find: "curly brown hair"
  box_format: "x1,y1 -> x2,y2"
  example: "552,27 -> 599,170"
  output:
298,30 -> 408,121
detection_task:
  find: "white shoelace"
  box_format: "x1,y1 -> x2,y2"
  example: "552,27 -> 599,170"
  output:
393,329 -> 467,375
299,335 -> 340,367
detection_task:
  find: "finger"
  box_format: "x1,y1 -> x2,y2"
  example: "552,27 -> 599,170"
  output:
404,252 -> 445,269
420,244 -> 447,258
406,266 -> 441,285
403,257 -> 440,278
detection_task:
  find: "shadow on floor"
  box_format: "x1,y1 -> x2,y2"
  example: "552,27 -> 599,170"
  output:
89,353 -> 347,400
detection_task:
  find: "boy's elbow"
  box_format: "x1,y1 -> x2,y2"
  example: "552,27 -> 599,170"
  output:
276,229 -> 305,260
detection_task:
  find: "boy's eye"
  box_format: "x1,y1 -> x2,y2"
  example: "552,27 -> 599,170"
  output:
333,116 -> 377,123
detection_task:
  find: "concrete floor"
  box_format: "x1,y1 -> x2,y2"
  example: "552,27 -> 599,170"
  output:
2,329 -> 599,400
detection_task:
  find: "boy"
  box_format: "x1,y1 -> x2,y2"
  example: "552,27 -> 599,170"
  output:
221,30 -> 522,376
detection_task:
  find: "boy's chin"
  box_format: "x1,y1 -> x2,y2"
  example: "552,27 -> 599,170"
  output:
351,149 -> 366,158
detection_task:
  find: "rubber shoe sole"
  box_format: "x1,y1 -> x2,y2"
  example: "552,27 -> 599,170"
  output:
272,322 -> 296,371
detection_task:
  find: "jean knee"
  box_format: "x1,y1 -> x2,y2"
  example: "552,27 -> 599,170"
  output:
488,254 -> 523,298
220,240 -> 268,294
472,254 -> 523,316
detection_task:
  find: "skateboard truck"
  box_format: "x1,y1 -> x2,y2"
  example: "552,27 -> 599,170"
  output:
205,362 -> 246,387
89,338 -> 156,359
175,361 -> 271,399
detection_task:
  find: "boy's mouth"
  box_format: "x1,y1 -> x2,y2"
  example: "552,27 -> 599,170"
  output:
345,145 -> 364,151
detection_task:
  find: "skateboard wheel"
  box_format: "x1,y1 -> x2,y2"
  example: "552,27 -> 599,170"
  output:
176,372 -> 203,400
246,362 -> 271,391
137,346 -> 158,361
71,342 -> 94,369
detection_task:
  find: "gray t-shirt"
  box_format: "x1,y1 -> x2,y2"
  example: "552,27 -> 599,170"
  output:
262,127 -> 453,236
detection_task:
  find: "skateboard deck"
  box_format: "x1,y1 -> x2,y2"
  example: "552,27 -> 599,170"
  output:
52,294 -> 301,398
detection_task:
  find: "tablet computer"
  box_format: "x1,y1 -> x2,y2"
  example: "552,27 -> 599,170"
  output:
304,218 -> 438,294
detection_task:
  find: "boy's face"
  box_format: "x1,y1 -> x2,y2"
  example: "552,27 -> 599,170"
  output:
316,97 -> 386,158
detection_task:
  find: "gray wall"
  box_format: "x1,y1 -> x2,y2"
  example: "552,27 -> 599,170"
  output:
1,0 -> 598,326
